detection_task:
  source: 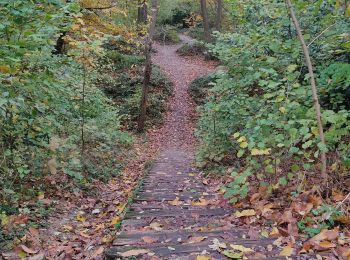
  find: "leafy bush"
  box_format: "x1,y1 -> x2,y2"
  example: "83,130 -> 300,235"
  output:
189,73 -> 219,104
0,1 -> 132,205
195,0 -> 350,204
154,25 -> 181,44
177,42 -> 207,56
95,52 -> 173,129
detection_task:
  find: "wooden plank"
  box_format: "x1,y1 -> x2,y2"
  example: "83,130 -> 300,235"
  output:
106,238 -> 275,258
125,208 -> 232,218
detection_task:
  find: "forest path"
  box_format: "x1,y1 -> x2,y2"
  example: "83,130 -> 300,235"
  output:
105,36 -> 285,259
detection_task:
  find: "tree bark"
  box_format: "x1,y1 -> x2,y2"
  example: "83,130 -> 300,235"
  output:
137,0 -> 148,24
215,0 -> 223,31
137,0 -> 158,132
200,0 -> 210,42
286,0 -> 327,181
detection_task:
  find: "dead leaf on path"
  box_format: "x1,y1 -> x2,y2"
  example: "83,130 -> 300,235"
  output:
196,256 -> 210,260
292,202 -> 313,216
309,228 -> 339,243
169,197 -> 182,206
230,244 -> 254,253
202,179 -> 209,185
250,252 -> 267,259
234,209 -> 256,218
209,238 -> 227,251
28,253 -> 45,260
20,245 -> 38,254
332,190 -> 345,202
279,245 -> 293,256
92,246 -> 104,258
63,225 -> 74,232
142,236 -> 159,244
280,210 -> 297,224
318,241 -> 336,249
186,236 -> 206,244
191,198 -> 209,206
118,249 -> 150,257
149,222 -> 163,231
223,250 -> 243,259
76,213 -> 86,222
269,227 -> 280,237
111,216 -> 121,226
248,227 -> 260,239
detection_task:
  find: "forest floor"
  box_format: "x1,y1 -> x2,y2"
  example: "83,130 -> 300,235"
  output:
2,35 -> 348,260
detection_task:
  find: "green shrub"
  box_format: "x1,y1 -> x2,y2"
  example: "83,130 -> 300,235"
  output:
154,25 -> 181,44
189,73 -> 219,104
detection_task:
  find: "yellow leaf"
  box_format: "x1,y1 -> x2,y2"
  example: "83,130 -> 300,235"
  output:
0,65 -> 10,73
76,214 -> 86,222
279,245 -> 293,256
233,132 -> 240,139
169,197 -> 182,206
234,209 -> 256,218
191,198 -> 209,206
117,203 -> 127,213
279,107 -> 287,114
251,148 -> 271,156
196,256 -> 210,260
230,244 -> 254,253
1,213 -> 10,226
240,142 -> 248,148
111,216 -> 121,225
237,136 -> 246,143
311,127 -> 319,136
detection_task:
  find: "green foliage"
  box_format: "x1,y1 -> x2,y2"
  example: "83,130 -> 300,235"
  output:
95,52 -> 173,129
195,0 -> 350,202
189,73 -> 219,104
0,1 -> 132,205
177,41 -> 208,57
154,25 -> 181,44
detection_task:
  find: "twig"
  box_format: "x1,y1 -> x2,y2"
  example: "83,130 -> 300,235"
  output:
336,192 -> 350,210
307,23 -> 336,47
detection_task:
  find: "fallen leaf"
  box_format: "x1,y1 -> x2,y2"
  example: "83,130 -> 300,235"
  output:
186,236 -> 206,244
20,245 -> 38,254
118,249 -> 150,257
28,253 -> 45,260
196,256 -> 210,260
92,246 -> 104,258
234,209 -> 256,218
223,250 -> 243,259
209,238 -> 227,251
279,245 -> 293,256
149,222 -> 163,231
191,198 -> 209,206
318,241 -> 336,249
230,244 -> 254,253
309,228 -> 339,243
111,216 -> 121,226
76,214 -> 86,222
142,236 -> 158,244
169,197 -> 182,206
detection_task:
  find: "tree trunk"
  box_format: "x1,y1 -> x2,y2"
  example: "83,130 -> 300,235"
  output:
137,0 -> 158,132
137,0 -> 148,24
286,0 -> 327,181
215,0 -> 223,31
200,0 -> 210,42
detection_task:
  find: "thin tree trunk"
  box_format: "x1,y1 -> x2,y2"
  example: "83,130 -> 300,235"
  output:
137,0 -> 158,132
215,0 -> 223,31
286,0 -> 327,181
137,0 -> 148,24
200,0 -> 210,42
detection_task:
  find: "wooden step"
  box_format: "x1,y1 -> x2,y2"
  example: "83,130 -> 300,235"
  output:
125,208 -> 232,218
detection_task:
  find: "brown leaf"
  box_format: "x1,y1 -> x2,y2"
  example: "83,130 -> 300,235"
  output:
186,236 -> 206,244
169,197 -> 182,206
292,202 -> 313,216
20,245 -> 38,254
142,236 -> 159,244
92,246 -> 104,258
309,228 -> 339,243
234,209 -> 256,218
279,210 -> 297,224
119,249 -> 150,257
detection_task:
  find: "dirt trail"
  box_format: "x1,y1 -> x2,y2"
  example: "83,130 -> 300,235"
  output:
105,37 -> 287,259
148,34 -> 216,152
